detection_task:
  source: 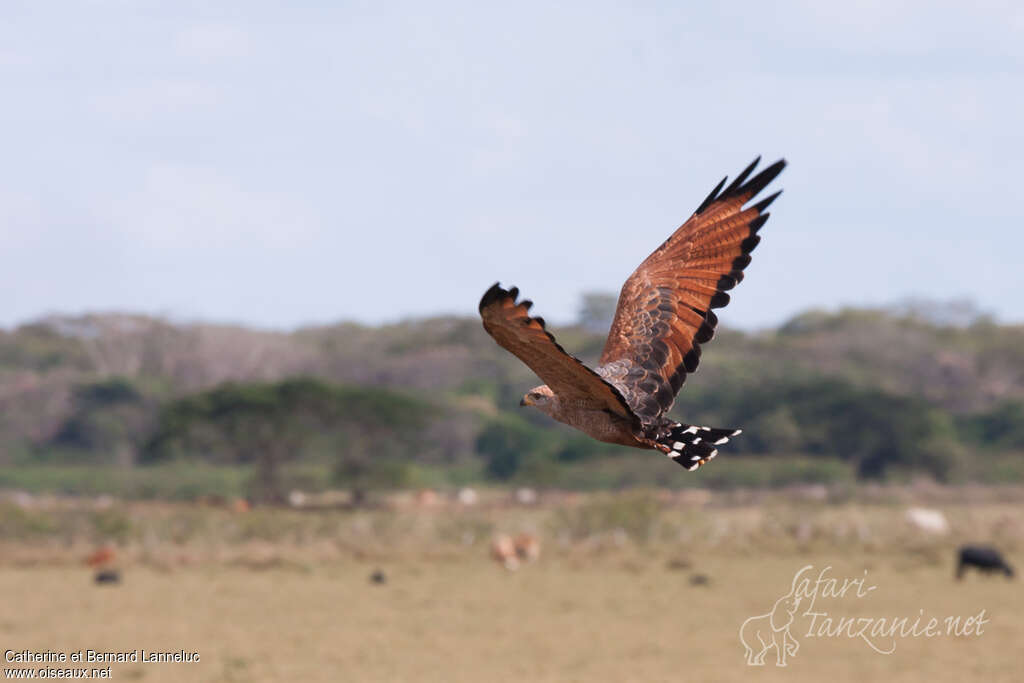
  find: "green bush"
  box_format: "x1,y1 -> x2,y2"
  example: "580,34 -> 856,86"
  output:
958,401 -> 1024,450
476,414 -> 556,480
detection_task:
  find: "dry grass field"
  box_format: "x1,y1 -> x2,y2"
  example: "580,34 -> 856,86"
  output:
1,487 -> 1022,682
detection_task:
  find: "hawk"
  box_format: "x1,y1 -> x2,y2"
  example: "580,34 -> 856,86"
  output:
479,157 -> 785,470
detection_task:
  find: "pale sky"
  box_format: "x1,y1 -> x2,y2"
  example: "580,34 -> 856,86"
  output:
2,1 -> 1022,330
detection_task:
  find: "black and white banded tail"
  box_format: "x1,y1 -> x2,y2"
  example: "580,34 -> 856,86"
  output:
657,423 -> 741,471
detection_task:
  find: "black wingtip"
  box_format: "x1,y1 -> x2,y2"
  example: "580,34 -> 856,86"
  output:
740,158 -> 786,199
729,254 -> 752,271
740,234 -> 761,253
479,282 -> 511,312
696,157 -> 785,214
724,156 -> 761,195
694,320 -> 715,344
695,175 -> 728,215
751,189 -> 782,213
748,213 -> 770,234
709,291 -> 731,309
715,274 -> 738,292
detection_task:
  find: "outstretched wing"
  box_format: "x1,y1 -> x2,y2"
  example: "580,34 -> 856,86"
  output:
599,157 -> 786,423
479,283 -> 635,421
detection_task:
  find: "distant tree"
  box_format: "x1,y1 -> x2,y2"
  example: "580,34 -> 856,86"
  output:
711,377 -> 963,480
888,298 -> 993,327
554,434 -> 619,463
476,414 -> 554,480
50,378 -> 153,465
0,321 -> 92,371
144,378 -> 435,503
777,310 -> 835,336
741,406 -> 803,454
328,384 -> 436,504
958,401 -> 1024,450
577,292 -> 618,333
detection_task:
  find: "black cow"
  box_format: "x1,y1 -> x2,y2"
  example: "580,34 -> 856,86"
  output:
94,569 -> 122,585
956,545 -> 1014,580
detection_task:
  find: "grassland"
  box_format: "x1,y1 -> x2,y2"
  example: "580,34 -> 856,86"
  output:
1,487 -> 1022,682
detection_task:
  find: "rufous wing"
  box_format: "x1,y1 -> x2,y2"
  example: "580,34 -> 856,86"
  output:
599,157 -> 786,422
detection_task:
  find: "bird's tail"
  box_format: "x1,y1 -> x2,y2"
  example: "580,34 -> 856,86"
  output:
656,423 -> 741,471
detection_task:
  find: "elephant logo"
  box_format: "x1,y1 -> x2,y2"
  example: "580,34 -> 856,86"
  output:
739,575 -> 803,666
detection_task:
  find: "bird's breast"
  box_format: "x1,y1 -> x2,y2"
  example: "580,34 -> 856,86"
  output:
552,406 -> 644,449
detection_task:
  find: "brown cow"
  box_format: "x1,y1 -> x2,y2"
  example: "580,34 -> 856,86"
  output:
84,546 -> 116,568
513,533 -> 541,563
490,534 -> 519,570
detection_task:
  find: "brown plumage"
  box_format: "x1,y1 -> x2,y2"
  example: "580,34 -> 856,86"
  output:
479,157 -> 785,470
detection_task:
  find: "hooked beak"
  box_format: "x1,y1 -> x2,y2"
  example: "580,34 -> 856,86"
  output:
520,396 -> 533,407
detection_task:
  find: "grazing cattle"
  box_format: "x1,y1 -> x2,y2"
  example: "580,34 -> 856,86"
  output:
490,534 -> 519,571
94,569 -> 121,585
513,533 -> 541,563
457,488 -> 479,506
905,507 -> 950,535
416,489 -> 440,508
956,545 -> 1014,580
514,488 -> 538,505
84,546 -> 116,568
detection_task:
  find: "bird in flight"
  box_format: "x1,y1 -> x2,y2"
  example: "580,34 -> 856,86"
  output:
479,157 -> 785,470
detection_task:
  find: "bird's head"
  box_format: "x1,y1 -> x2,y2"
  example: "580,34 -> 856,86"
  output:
520,385 -> 556,413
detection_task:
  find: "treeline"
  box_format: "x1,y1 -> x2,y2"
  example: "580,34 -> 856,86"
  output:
477,378 -> 1024,482
27,372 -> 1024,499
1,300 -> 1023,498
